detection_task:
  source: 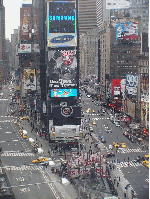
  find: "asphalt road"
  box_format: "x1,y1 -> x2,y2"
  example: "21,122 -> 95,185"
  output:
0,83 -> 67,199
80,90 -> 149,198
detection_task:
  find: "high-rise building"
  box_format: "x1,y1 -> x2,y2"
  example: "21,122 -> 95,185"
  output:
130,0 -> 149,33
0,0 -> 5,83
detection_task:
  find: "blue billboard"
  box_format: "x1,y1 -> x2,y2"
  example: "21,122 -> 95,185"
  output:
47,1 -> 77,47
51,89 -> 77,97
116,22 -> 138,41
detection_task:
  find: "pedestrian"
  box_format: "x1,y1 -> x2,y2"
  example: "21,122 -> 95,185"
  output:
113,165 -> 115,170
114,178 -> 116,184
124,158 -> 125,162
117,181 -> 119,187
41,143 -> 42,148
119,176 -> 120,181
48,150 -> 50,154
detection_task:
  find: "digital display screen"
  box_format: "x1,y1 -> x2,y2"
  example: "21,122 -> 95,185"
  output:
47,1 -> 77,47
51,89 -> 77,97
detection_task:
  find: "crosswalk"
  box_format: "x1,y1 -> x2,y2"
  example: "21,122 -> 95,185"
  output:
1,152 -> 34,157
105,146 -> 146,153
145,179 -> 149,183
4,165 -> 43,171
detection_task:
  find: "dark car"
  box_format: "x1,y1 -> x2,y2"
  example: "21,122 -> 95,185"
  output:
101,138 -> 106,143
133,156 -> 143,163
106,153 -> 115,158
106,129 -> 112,133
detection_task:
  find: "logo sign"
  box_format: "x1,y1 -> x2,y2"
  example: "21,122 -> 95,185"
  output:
62,50 -> 75,66
18,44 -> 31,53
61,106 -> 73,117
50,35 -> 74,44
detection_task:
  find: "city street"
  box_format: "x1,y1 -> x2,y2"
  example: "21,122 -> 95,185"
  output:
0,83 -> 78,199
80,90 -> 149,198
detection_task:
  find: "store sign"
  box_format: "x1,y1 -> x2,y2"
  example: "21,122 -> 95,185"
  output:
126,74 -> 138,96
48,49 -> 77,88
106,0 -> 130,9
18,44 -> 31,53
47,1 -> 77,47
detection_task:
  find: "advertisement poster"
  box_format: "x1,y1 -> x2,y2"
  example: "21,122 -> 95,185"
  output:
47,1 -> 77,47
106,0 -> 130,9
126,74 -> 138,96
48,49 -> 77,88
33,7 -> 39,41
112,79 -> 121,97
51,89 -> 77,98
15,69 -> 20,91
18,44 -> 31,53
116,22 -> 138,41
20,7 -> 32,41
127,100 -> 135,118
23,69 -> 36,90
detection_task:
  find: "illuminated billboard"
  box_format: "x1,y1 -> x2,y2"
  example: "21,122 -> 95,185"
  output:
51,89 -> 77,98
20,7 -> 32,41
106,0 -> 130,9
47,1 -> 77,47
48,49 -> 77,88
112,79 -> 121,97
126,74 -> 138,96
116,22 -> 138,41
23,69 -> 36,90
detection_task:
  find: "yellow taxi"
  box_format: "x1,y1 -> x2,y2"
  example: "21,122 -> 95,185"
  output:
14,121 -> 19,125
86,108 -> 91,113
92,121 -> 97,125
20,116 -> 29,120
92,110 -> 96,113
120,143 -> 127,148
32,157 -> 49,164
22,134 -> 28,139
143,161 -> 149,168
113,142 -> 119,148
145,154 -> 149,160
4,97 -> 7,99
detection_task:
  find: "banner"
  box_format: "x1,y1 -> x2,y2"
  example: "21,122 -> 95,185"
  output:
126,74 -> 138,96
48,49 -> 77,88
112,79 -> 121,97
23,69 -> 36,90
106,0 -> 130,9
51,89 -> 77,98
20,7 -> 32,41
47,1 -> 77,47
116,22 -> 138,41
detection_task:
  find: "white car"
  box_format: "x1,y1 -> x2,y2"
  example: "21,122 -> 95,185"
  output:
109,145 -> 113,150
87,95 -> 91,98
89,126 -> 94,132
115,122 -> 120,127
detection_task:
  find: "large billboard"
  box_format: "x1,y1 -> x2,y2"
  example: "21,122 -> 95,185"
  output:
48,49 -> 77,89
51,89 -> 77,98
106,0 -> 130,9
52,106 -> 81,126
126,74 -> 138,96
18,44 -> 31,53
112,79 -> 121,97
47,1 -> 77,47
116,22 -> 138,41
20,7 -> 32,41
23,69 -> 36,90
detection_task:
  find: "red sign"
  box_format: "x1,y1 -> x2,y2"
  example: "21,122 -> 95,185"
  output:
112,79 -> 121,96
62,50 -> 75,66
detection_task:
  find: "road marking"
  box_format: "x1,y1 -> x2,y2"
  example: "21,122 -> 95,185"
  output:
1,152 -> 34,157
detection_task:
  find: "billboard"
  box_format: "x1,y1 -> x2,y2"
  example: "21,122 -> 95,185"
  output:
112,79 -> 121,97
18,44 -> 31,53
33,7 -> 39,41
127,100 -> 135,119
15,69 -> 20,91
22,0 -> 32,4
116,22 -> 138,41
52,106 -> 81,125
48,49 -> 77,88
47,1 -> 77,47
23,69 -> 36,90
106,0 -> 130,9
34,44 -> 40,53
126,74 -> 138,96
51,89 -> 77,98
20,7 -> 32,41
